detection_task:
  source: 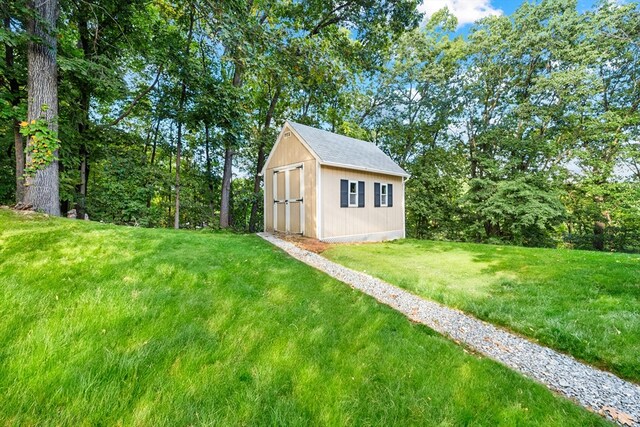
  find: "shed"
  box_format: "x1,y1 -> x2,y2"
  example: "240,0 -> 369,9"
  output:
262,121 -> 409,243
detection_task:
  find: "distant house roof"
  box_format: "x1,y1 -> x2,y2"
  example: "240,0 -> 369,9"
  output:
287,121 -> 409,177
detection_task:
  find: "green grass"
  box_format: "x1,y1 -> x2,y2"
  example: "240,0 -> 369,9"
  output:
0,210 -> 609,426
323,239 -> 640,383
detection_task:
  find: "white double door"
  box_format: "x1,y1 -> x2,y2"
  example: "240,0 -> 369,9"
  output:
273,165 -> 304,234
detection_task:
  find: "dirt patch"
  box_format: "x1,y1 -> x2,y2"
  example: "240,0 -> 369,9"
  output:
273,232 -> 331,254
1,204 -> 48,218
1,204 -> 39,215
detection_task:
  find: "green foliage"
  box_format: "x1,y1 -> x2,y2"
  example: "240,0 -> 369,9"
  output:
406,147 -> 466,240
351,0 -> 640,252
464,176 -> 565,246
19,118 -> 60,178
229,177 -> 261,231
0,154 -> 14,202
87,146 -> 161,226
562,182 -> 640,253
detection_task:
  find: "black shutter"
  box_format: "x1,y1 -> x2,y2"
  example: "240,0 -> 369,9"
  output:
374,182 -> 381,207
340,179 -> 348,208
388,183 -> 393,207
358,181 -> 365,207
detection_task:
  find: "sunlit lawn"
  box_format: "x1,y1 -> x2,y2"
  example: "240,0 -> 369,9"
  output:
323,239 -> 640,383
0,209 -> 608,425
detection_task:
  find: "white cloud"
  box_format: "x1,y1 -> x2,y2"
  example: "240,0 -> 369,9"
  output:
419,0 -> 503,27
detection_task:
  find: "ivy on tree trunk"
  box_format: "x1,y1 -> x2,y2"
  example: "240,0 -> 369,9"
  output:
24,0 -> 60,216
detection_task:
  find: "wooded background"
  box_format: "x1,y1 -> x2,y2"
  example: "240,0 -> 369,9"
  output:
1,0 -> 639,252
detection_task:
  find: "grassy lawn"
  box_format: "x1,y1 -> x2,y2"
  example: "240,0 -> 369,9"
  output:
323,239 -> 640,384
0,210 -> 609,426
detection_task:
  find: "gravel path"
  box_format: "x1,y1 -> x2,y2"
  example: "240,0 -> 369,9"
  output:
258,233 -> 640,426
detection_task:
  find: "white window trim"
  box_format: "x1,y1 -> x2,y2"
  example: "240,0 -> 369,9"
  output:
348,180 -> 358,208
380,183 -> 388,207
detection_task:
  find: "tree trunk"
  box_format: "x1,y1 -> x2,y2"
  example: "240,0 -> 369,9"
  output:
220,145 -> 234,228
24,0 -> 60,216
150,116 -> 161,166
174,9 -> 194,230
204,124 -> 215,221
167,124 -> 173,225
593,221 -> 605,251
249,86 -> 281,232
75,16 -> 91,218
4,17 -> 25,203
78,143 -> 89,215
174,119 -> 182,229
469,133 -> 478,179
219,62 -> 244,228
76,95 -> 90,216
14,123 -> 25,203
144,115 -> 161,210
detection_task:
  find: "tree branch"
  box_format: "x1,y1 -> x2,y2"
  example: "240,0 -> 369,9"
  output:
109,64 -> 164,126
308,1 -> 354,36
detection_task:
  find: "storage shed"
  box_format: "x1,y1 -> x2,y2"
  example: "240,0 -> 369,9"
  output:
262,121 -> 409,242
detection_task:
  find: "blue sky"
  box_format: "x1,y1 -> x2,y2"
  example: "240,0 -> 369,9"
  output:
419,0 -> 601,30
491,0 -> 600,16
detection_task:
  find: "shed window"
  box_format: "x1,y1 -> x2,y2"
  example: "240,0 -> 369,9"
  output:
349,181 -> 358,207
340,179 -> 365,208
381,184 -> 388,207
374,182 -> 393,207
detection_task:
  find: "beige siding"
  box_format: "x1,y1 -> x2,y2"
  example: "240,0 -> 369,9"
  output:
320,165 -> 404,241
264,125 -> 317,238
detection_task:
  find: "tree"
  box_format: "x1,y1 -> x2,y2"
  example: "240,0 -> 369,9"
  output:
1,2 -> 27,203
23,0 -> 59,215
174,6 -> 195,229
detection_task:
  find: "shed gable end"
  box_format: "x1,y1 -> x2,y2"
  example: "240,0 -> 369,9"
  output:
264,125 -> 316,171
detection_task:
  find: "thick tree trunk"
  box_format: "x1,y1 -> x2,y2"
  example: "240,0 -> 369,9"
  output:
24,0 -> 60,216
249,86 -> 281,232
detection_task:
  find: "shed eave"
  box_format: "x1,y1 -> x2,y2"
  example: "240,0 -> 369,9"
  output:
319,161 -> 410,178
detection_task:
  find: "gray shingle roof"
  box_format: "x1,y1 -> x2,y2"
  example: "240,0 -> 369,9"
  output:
287,121 -> 409,177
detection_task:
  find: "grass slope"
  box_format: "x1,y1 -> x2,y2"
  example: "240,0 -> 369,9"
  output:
323,239 -> 640,383
0,210 -> 608,426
